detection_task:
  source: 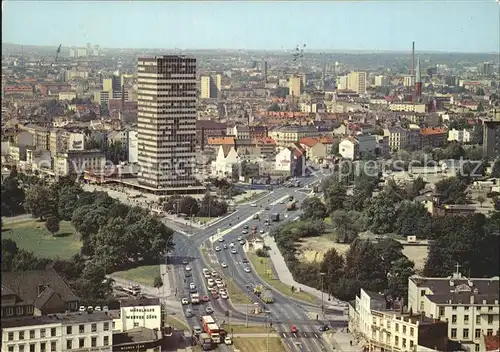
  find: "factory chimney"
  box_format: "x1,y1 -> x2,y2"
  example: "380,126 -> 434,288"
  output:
415,59 -> 422,102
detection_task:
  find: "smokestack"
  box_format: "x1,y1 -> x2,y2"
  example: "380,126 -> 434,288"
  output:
121,84 -> 125,112
415,59 -> 422,102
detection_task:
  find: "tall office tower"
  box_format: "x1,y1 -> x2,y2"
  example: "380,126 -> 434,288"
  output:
483,117 -> 500,158
263,61 -> 268,83
289,75 -> 302,97
347,72 -> 367,94
199,74 -> 221,99
137,55 -> 197,189
478,62 -> 493,76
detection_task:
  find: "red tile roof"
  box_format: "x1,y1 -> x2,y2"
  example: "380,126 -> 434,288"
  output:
420,127 -> 447,136
299,137 -> 319,148
484,334 -> 500,352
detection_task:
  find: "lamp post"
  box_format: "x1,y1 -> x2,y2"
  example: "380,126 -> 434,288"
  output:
162,272 -> 167,328
319,272 -> 326,317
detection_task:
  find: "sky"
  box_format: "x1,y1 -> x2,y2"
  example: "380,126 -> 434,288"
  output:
2,1 -> 500,53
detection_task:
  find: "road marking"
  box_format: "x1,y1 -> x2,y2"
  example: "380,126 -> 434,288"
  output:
270,195 -> 289,206
210,211 -> 264,243
314,334 -> 319,339
282,333 -> 286,337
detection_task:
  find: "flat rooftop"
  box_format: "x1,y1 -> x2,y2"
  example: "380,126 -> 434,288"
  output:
2,311 -> 113,329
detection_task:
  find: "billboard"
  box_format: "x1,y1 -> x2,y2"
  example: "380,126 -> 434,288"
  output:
68,133 -> 85,151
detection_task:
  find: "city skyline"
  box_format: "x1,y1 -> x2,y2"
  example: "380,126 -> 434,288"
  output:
3,1 -> 500,53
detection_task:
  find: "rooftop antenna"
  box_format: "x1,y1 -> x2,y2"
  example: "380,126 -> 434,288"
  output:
455,263 -> 461,276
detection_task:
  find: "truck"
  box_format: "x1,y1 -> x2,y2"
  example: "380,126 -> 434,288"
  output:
201,315 -> 222,344
270,213 -> 280,222
287,200 -> 297,211
190,293 -> 200,305
197,332 -> 213,351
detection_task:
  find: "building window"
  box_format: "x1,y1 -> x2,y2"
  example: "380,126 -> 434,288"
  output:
16,307 -> 24,315
488,316 -> 494,324
6,307 -> 14,316
91,337 -> 97,347
79,324 -> 84,333
19,345 -> 25,352
410,327 -> 414,336
475,344 -> 480,352
476,329 -> 481,338
40,342 -> 46,352
402,338 -> 407,347
79,338 -> 85,348
465,306 -> 470,311
465,315 -> 469,324
103,322 -> 109,331
420,290 -> 426,296
30,330 -> 35,339
451,328 -> 457,338
463,329 -> 469,339
488,306 -> 493,311
51,328 -> 56,337
403,325 -> 407,334
66,326 -> 72,335
27,306 -> 34,314
30,344 -> 35,352
395,336 -> 399,346
476,316 -> 481,324
420,301 -> 424,311
41,329 -> 46,338
51,342 -> 57,352
91,324 -> 97,333
487,329 -> 493,336
395,323 -> 399,332
112,322 -> 116,330
134,322 -> 139,328
66,339 -> 72,350
452,305 -> 457,310
19,331 -> 24,340
8,332 -> 14,341
452,315 -> 457,324
8,346 -> 14,352
410,340 -> 414,348
104,336 -> 109,346
439,307 -> 445,316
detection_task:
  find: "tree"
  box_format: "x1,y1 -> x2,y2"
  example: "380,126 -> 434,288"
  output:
443,142 -> 466,160
330,210 -> 362,243
106,141 -> 128,164
153,276 -> 163,288
301,197 -> 327,220
324,182 -> 347,213
435,177 -> 468,204
93,218 -> 129,272
491,159 -> 500,178
394,201 -> 431,237
319,248 -> 344,294
471,124 -> 484,145
364,194 -> 396,234
73,260 -> 113,304
387,257 -> 415,299
57,185 -> 83,221
1,175 -> 26,216
477,195 -> 486,207
178,196 -> 200,216
267,103 -> 281,112
45,217 -> 60,235
24,184 -> 57,220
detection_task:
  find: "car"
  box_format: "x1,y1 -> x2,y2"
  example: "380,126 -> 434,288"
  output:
279,200 -> 285,204
215,278 -> 223,284
242,258 -> 249,264
221,262 -> 228,268
243,225 -> 249,229
291,326 -> 298,333
193,326 -> 203,335
185,309 -> 194,318
185,271 -> 192,277
211,270 -> 218,277
239,240 -> 245,245
223,244 -> 228,249
189,283 -> 196,290
225,336 -> 233,345
206,306 -> 214,314
244,267 -> 251,273
190,287 -> 198,294
182,259 -> 189,265
218,237 -> 224,242
207,279 -> 215,287
217,282 -> 225,288
229,242 -> 235,248
237,236 -> 243,241
221,291 -> 229,299
203,272 -> 211,279
201,295 -> 210,302
185,266 -> 192,271
181,298 -> 190,305
231,249 -> 237,254
319,325 -> 330,332
251,203 -> 257,207
210,287 -> 218,295
241,230 -> 248,235
259,229 -> 264,234
265,206 -> 270,210
215,246 -> 221,252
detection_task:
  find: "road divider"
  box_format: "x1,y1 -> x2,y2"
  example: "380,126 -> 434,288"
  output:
210,211 -> 264,243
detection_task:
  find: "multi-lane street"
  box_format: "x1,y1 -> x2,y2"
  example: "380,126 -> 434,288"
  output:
165,169 -> 345,351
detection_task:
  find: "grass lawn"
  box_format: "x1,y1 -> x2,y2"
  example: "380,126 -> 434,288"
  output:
221,323 -> 274,334
248,253 -> 317,303
192,216 -> 213,224
166,315 -> 190,331
225,279 -> 253,304
233,337 -> 285,352
236,191 -> 269,204
1,219 -> 81,259
112,265 -> 160,287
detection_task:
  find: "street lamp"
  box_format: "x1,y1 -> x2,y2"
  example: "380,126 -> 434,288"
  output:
319,272 -> 326,317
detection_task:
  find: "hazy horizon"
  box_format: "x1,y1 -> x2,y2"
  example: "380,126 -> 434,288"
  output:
2,1 -> 500,54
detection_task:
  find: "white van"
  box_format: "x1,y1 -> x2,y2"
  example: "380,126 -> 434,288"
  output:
207,278 -> 215,287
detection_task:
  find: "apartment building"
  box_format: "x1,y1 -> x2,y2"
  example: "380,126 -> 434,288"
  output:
137,55 -> 197,189
289,75 -> 302,97
53,150 -> 106,177
339,135 -> 378,160
49,130 -> 85,155
347,72 -> 367,94
113,298 -> 162,332
349,289 -> 449,352
483,120 -> 500,158
268,126 -> 320,145
200,73 -> 221,99
389,103 -> 427,113
19,124 -> 50,151
196,119 -> 227,148
420,127 -> 447,148
384,127 -> 408,152
408,272 -> 499,352
374,75 -> 389,87
448,129 -> 471,143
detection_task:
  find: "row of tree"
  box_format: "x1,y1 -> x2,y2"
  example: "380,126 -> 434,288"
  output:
163,194 -> 229,218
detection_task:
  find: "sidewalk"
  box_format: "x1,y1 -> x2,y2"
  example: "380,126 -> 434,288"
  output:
263,235 -> 343,307
323,330 -> 364,352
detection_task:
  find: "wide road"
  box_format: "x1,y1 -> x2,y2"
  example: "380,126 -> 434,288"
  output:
165,169 -> 341,351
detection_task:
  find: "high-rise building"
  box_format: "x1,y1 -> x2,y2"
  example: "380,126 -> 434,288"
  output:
478,62 -> 493,76
483,117 -> 500,158
199,74 -> 221,99
137,55 -> 197,189
374,75 -> 389,87
347,71 -> 367,94
289,76 -> 302,97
